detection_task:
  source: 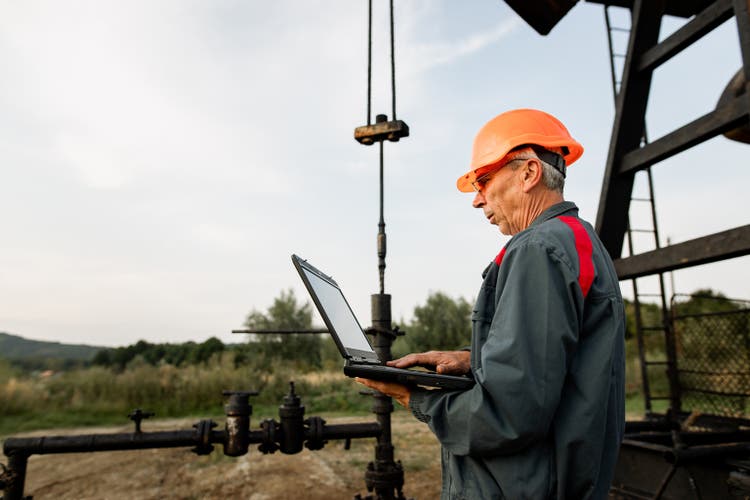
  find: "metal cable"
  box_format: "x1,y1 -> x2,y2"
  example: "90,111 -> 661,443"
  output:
378,140 -> 386,294
367,0 -> 373,125
390,0 -> 397,120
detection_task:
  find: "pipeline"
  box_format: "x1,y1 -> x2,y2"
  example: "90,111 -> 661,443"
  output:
1,382 -> 381,500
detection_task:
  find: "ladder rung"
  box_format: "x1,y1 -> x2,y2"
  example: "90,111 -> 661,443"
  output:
637,293 -> 663,297
644,360 -> 668,365
613,53 -> 627,58
629,229 -> 655,233
610,27 -> 631,33
649,396 -> 671,400
641,326 -> 666,332
631,197 -> 653,202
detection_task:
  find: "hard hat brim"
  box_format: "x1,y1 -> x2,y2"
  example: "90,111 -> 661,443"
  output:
456,135 -> 584,193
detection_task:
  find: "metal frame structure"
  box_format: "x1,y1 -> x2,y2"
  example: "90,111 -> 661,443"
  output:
593,0 -> 750,272
503,0 -> 750,496
591,1 -> 750,497
594,0 -> 750,417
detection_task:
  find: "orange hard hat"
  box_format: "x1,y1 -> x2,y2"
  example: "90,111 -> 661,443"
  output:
456,108 -> 584,192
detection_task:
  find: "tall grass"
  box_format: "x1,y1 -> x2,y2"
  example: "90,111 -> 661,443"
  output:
1,336 -> 666,436
0,354 -> 371,435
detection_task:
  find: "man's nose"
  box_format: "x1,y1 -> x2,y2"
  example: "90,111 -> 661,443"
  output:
472,191 -> 485,208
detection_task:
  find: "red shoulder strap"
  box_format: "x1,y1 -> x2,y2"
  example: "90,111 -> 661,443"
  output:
494,247 -> 507,266
557,216 -> 595,298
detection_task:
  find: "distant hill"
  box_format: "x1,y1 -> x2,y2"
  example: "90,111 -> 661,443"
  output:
0,332 -> 103,362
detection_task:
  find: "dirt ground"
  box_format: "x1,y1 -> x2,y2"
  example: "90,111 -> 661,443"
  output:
2,412 -> 442,499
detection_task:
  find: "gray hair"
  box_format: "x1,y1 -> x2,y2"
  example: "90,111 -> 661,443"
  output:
504,146 -> 565,194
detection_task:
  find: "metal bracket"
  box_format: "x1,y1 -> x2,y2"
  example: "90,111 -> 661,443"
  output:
191,420 -> 217,456
364,325 -> 404,341
304,416 -> 327,451
354,115 -> 409,145
258,419 -> 279,454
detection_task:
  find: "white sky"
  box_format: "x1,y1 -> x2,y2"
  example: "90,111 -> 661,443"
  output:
1,1 -> 748,347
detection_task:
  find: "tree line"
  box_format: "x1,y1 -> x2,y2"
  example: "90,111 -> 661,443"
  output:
89,289 -> 475,371
92,337 -> 227,370
89,288 -> 745,371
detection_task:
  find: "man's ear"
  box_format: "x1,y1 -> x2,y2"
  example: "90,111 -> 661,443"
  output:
521,158 -> 544,193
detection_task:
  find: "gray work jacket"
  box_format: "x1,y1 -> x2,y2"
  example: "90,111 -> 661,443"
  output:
409,202 -> 625,500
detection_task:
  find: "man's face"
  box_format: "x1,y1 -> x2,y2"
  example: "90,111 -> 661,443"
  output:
471,160 -> 525,235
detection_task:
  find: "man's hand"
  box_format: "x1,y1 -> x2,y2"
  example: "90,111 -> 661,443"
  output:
356,378 -> 411,407
355,351 -> 471,407
387,350 -> 471,375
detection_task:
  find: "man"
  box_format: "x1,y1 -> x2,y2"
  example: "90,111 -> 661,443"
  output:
358,108 -> 625,499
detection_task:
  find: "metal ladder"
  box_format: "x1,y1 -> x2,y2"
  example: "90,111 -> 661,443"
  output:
604,5 -> 676,415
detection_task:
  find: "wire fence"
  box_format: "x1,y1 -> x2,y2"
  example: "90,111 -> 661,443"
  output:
672,295 -> 750,419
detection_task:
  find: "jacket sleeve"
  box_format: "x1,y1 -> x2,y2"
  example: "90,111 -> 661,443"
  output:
409,241 -> 582,457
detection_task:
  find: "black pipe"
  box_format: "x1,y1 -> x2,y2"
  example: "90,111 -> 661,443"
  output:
626,430 -> 750,447
665,443 -> 750,464
4,420 -> 382,458
366,292 -> 406,500
315,423 -> 381,441
3,429 -> 203,456
624,419 -> 674,433
3,453 -> 28,500
2,419 -> 380,500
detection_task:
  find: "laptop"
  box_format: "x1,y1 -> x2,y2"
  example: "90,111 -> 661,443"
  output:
292,254 -> 474,390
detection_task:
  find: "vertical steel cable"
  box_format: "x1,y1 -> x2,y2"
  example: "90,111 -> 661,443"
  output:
367,0 -> 373,125
378,140 -> 386,294
389,0 -> 397,120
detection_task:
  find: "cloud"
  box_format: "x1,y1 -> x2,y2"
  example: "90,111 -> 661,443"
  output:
2,1 -> 747,347
401,17 -> 523,76
55,132 -> 132,190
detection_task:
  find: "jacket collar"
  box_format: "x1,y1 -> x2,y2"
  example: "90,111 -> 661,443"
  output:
482,201 -> 579,278
528,201 -> 578,228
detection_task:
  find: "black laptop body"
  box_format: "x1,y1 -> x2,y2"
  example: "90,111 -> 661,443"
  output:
292,254 -> 474,390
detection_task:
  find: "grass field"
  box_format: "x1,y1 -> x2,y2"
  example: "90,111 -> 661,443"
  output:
0,351 -> 656,498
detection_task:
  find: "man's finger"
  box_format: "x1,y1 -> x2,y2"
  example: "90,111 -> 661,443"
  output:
388,353 -> 426,368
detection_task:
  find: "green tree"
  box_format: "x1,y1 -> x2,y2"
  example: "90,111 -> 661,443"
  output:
187,337 -> 225,364
398,292 -> 473,354
673,288 -> 740,315
242,289 -> 323,369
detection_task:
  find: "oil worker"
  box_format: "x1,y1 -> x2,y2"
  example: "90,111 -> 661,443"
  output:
358,108 -> 626,500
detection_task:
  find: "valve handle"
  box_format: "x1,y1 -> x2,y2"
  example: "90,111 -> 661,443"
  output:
128,408 -> 155,433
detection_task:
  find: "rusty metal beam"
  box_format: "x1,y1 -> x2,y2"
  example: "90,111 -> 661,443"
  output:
619,94 -> 750,173
637,0 -> 734,73
614,225 -> 750,279
735,0 -> 750,76
585,0 -> 716,18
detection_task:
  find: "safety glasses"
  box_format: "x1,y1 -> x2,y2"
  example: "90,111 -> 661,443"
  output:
470,157 -> 529,193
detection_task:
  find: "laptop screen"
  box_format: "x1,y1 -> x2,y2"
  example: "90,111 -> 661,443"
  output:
301,266 -> 373,353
